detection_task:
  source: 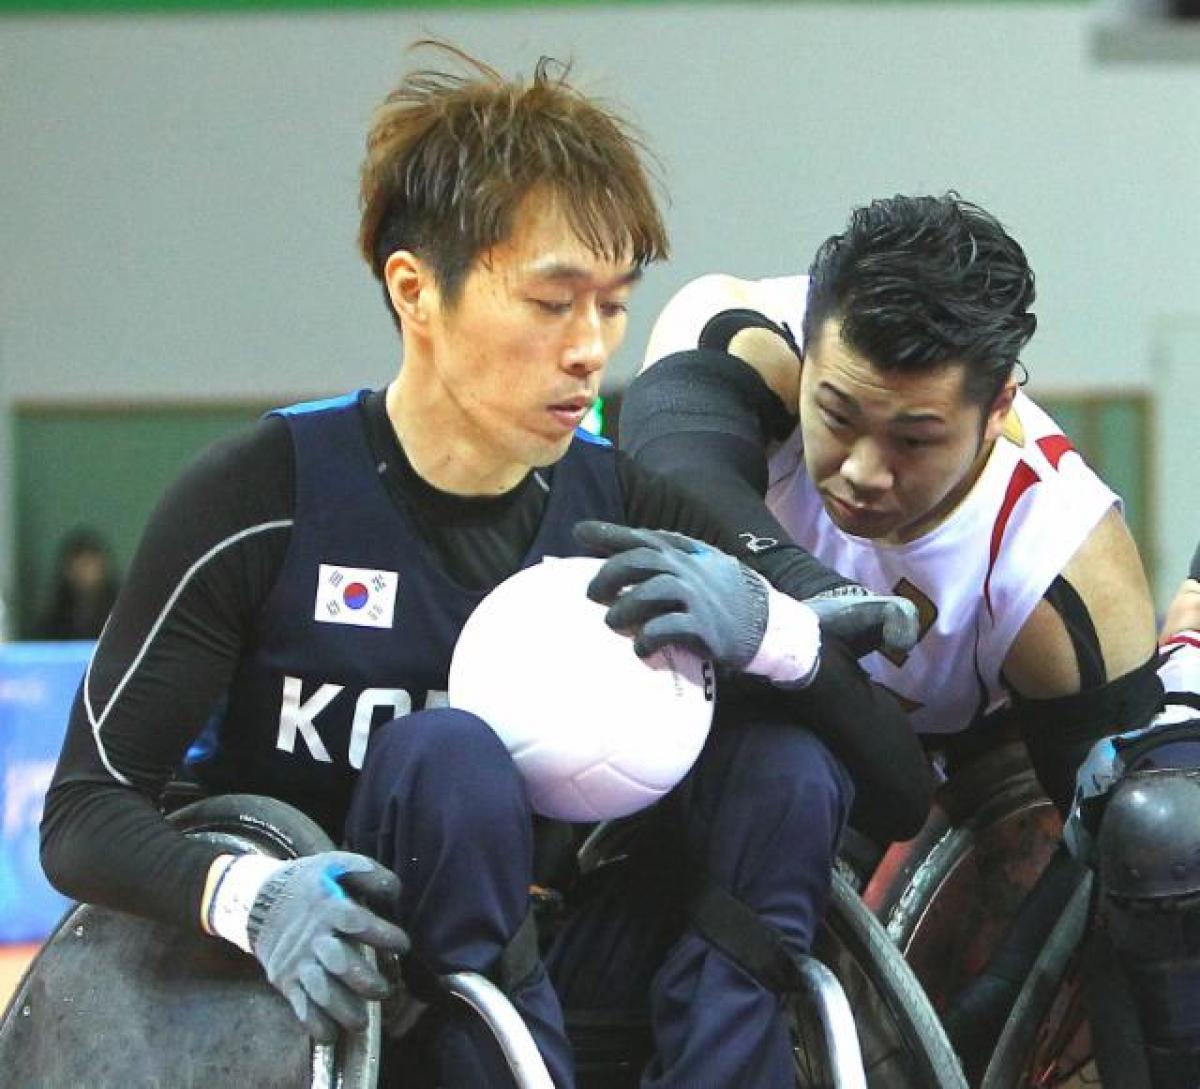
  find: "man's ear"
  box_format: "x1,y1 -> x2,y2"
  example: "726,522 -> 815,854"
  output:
383,250 -> 435,332
983,374 -> 1020,443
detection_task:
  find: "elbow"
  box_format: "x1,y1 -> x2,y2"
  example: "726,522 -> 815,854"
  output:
39,818 -> 74,900
39,780 -> 92,901
642,274 -> 749,370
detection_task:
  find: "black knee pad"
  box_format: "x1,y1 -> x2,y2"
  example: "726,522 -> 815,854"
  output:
1098,770 -> 1200,1059
1099,770 -> 1200,910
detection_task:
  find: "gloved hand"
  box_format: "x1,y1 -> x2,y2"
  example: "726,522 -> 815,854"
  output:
208,850 -> 410,1043
574,520 -> 821,688
805,584 -> 920,659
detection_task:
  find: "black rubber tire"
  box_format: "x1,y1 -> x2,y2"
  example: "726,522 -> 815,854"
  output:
881,756 -> 1052,959
807,872 -> 967,1089
788,986 -> 841,1089
870,745 -> 1099,1089
1,793 -> 380,1089
979,872 -> 1095,1089
166,790 -> 336,856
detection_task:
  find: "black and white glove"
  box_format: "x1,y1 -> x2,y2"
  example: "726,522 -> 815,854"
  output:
805,584 -> 920,659
575,520 -> 822,688
575,520 -> 920,671
207,850 -> 410,1043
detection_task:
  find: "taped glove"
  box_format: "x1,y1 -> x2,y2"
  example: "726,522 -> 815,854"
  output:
575,520 -> 821,688
805,583 -> 920,659
207,850 -> 410,1043
576,520 -> 920,668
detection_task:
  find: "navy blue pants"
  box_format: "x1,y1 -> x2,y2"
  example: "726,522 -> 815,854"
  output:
345,704 -> 853,1088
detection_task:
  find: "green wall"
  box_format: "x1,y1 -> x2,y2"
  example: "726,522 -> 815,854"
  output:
14,404 -> 270,637
1035,391 -> 1154,587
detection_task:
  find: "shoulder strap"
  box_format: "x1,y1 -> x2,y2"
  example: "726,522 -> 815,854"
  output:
1044,574 -> 1106,689
688,879 -> 802,994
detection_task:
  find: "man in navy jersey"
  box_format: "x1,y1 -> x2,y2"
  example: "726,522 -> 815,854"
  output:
40,45 -> 929,1088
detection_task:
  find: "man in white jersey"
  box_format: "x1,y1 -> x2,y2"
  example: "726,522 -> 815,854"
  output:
640,274 -> 1127,746
614,194 -> 1193,1087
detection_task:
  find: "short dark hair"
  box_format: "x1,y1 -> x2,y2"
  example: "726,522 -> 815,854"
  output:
359,41 -> 668,319
803,193 -> 1036,406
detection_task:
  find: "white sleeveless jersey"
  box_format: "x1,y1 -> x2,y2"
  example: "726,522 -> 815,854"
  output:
742,275 -> 1119,736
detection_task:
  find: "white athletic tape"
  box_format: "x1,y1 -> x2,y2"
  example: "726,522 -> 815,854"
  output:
208,853 -> 287,954
746,584 -> 821,689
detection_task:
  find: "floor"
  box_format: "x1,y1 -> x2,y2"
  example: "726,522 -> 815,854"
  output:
0,944 -> 38,1011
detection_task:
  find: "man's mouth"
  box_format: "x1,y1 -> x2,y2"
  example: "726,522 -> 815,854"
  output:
547,396 -> 593,428
825,492 -> 882,524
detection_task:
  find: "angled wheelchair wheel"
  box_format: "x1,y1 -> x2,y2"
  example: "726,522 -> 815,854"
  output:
804,872 -> 967,1089
980,872 -> 1099,1089
865,744 -> 1064,1015
861,743 -> 1104,1088
0,793 -> 380,1089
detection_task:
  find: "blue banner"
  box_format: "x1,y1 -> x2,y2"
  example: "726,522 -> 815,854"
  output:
0,642 -> 92,942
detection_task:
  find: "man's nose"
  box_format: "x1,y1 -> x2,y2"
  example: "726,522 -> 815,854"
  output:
564,307 -> 607,375
840,438 -> 893,495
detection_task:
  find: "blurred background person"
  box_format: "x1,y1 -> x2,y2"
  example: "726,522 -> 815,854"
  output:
37,527 -> 120,641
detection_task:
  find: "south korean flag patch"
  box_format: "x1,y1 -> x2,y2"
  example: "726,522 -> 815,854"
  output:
314,564 -> 398,629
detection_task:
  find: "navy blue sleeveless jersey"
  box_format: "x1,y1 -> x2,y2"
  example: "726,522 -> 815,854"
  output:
194,390 -> 625,835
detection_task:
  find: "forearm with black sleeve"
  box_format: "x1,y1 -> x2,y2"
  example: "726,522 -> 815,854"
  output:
620,344 -> 852,600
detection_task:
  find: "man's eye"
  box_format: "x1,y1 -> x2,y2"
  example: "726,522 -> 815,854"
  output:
599,300 -> 629,318
899,436 -> 937,451
821,408 -> 850,430
532,299 -> 572,315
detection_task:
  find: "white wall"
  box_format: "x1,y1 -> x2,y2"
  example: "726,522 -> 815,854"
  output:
3,3 -> 1198,600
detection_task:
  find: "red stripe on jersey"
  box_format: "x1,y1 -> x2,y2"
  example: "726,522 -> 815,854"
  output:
985,461 -> 1041,617
1037,434 -> 1074,469
1164,632 -> 1200,652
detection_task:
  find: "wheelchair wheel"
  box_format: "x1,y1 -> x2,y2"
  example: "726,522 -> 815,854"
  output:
167,790 -> 336,854
805,872 -> 967,1089
0,793 -> 380,1089
865,744 -> 1063,1014
979,872 -> 1098,1089
861,744 -> 1103,1088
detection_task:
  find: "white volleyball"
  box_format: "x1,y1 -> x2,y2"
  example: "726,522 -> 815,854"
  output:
448,556 -> 716,821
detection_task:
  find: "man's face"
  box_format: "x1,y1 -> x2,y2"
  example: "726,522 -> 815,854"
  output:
799,318 -> 1013,544
423,194 -> 639,474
